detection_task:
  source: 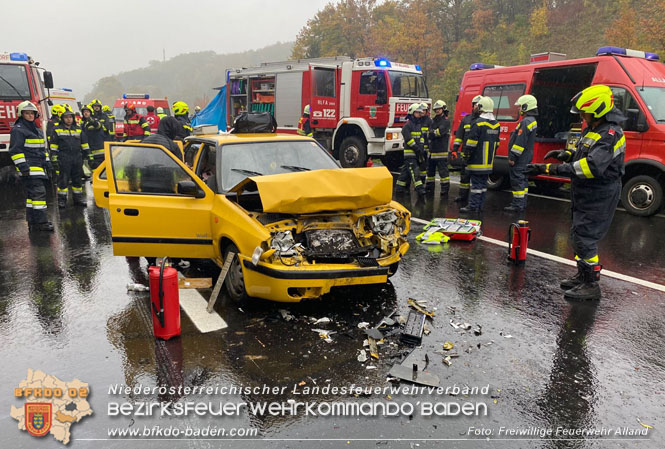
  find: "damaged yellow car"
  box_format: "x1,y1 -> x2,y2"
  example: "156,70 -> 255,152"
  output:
92,133 -> 410,303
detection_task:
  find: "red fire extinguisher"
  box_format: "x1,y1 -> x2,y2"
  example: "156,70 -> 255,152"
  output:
149,257 -> 181,340
507,220 -> 531,265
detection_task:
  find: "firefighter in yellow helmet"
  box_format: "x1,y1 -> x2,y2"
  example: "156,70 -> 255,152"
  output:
172,101 -> 192,140
297,104 -> 312,137
528,84 -> 625,301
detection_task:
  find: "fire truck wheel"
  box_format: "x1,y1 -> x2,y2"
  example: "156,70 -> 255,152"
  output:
487,173 -> 507,190
621,175 -> 663,217
223,243 -> 250,305
339,136 -> 367,168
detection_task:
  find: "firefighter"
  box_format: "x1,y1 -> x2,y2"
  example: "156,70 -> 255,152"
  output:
459,96 -> 500,213
143,116 -> 184,160
47,104 -> 64,143
528,85 -> 625,301
172,101 -> 192,140
297,105 -> 313,137
419,102 -> 431,185
452,95 -> 482,203
9,101 -> 54,232
156,107 -> 167,119
426,100 -> 451,196
395,103 -> 426,198
145,105 -> 161,134
81,104 -> 106,170
504,95 -> 538,212
90,99 -> 114,141
51,108 -> 89,207
123,103 -> 150,140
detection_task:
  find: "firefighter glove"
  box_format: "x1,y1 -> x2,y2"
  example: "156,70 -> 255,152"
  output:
525,164 -> 547,175
544,149 -> 573,162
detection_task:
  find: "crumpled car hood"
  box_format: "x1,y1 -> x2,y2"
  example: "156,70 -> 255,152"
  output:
229,167 -> 393,214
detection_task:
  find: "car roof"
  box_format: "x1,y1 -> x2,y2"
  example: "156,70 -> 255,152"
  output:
185,133 -> 316,146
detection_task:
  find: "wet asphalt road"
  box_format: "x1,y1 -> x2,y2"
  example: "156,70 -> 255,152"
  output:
0,180 -> 664,449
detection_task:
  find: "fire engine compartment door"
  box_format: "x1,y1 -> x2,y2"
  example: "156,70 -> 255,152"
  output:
309,66 -> 338,128
105,142 -> 216,258
275,72 -> 302,128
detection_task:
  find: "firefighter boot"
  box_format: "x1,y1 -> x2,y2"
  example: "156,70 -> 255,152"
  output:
564,262 -> 601,301
560,260 -> 584,290
29,222 -> 55,233
73,193 -> 87,206
57,194 -> 67,208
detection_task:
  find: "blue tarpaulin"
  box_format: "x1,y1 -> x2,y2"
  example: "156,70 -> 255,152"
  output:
191,86 -> 227,131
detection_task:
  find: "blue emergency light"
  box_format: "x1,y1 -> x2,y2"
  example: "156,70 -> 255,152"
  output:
122,93 -> 150,99
415,65 -> 421,71
61,88 -> 72,92
10,52 -> 29,62
596,46 -> 660,61
375,58 -> 391,68
470,63 -> 497,70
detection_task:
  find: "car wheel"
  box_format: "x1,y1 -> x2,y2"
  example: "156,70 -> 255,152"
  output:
487,173 -> 507,190
380,152 -> 404,173
339,136 -> 367,168
388,262 -> 399,278
223,243 -> 250,305
621,175 -> 663,217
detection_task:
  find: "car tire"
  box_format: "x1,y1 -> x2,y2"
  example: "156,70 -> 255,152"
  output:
487,173 -> 507,190
223,243 -> 250,305
621,175 -> 663,217
339,136 -> 367,168
380,152 -> 404,173
388,262 -> 399,278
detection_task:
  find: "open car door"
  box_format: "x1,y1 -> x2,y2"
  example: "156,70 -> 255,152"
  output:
103,142 -> 216,258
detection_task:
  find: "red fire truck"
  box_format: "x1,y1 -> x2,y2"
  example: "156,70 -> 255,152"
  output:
226,56 -> 430,169
112,94 -> 170,138
452,46 -> 665,216
0,52 -> 54,168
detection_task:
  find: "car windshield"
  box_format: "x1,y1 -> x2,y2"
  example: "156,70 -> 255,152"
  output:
221,140 -> 339,191
0,64 -> 31,100
113,107 -> 149,121
637,86 -> 665,122
388,71 -> 428,98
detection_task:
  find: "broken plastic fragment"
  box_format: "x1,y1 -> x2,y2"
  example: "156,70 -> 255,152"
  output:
637,418 -> 653,429
443,356 -> 452,366
408,298 -> 435,318
474,325 -> 482,336
358,322 -> 370,329
279,309 -> 295,321
357,349 -> 368,363
443,341 -> 454,350
313,317 -> 332,325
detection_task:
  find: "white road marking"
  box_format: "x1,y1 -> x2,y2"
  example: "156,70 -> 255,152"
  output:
411,216 -> 665,293
179,288 -> 228,333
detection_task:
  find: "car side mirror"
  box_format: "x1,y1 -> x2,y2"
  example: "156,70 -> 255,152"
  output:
43,71 -> 54,89
177,180 -> 205,198
626,108 -> 649,132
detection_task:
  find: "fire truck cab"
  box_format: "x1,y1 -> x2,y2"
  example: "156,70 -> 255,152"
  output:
112,94 -> 170,138
452,47 -> 665,216
0,52 -> 53,168
226,57 -> 430,170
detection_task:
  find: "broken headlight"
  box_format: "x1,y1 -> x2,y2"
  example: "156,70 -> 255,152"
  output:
270,231 -> 298,257
369,211 -> 398,236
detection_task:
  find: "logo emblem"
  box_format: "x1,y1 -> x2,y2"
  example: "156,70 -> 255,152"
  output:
25,403 -> 52,437
369,107 -> 377,118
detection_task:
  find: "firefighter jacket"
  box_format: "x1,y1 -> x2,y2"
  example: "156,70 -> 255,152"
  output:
47,118 -> 59,145
556,115 -> 625,188
508,114 -> 537,166
297,114 -> 312,137
124,112 -> 150,138
81,117 -> 106,157
51,122 -> 89,158
463,114 -> 500,174
429,114 -> 451,158
9,118 -> 50,179
452,113 -> 474,153
402,116 -> 424,159
174,114 -> 192,140
94,110 -> 114,140
420,115 -> 432,152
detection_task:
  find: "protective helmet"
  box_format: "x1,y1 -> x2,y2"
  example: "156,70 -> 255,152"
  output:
81,104 -> 93,114
303,104 -> 311,115
172,101 -> 189,115
471,95 -> 482,105
156,107 -> 164,114
50,104 -> 64,117
194,106 -> 201,112
433,100 -> 447,110
476,96 -> 494,113
515,94 -> 537,113
124,103 -> 136,111
408,103 -> 422,114
90,99 -> 102,108
570,85 -> 613,118
17,101 -> 39,117
102,105 -> 111,112
61,108 -> 75,118
420,102 -> 429,111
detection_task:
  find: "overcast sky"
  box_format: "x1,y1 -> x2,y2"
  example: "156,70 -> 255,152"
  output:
4,0 -> 332,96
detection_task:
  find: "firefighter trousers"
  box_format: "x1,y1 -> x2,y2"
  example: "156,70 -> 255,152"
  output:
509,164 -> 528,209
570,182 -> 621,261
396,156 -> 425,194
468,173 -> 489,210
458,168 -> 470,202
21,177 -> 48,224
426,157 -> 450,194
89,154 -> 104,171
57,153 -> 84,204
